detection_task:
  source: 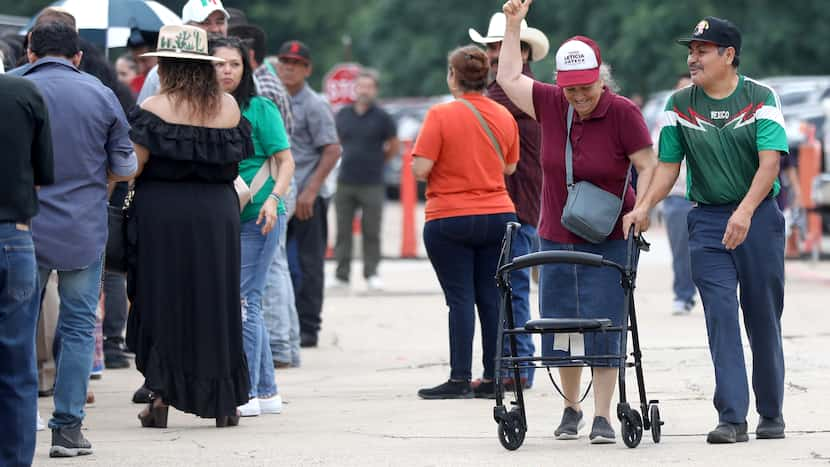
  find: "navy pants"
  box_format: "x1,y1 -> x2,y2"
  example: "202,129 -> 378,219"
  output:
688,198 -> 785,424
505,223 -> 538,385
424,213 -> 516,381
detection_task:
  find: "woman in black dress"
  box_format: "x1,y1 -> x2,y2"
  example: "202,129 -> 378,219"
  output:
125,25 -> 252,428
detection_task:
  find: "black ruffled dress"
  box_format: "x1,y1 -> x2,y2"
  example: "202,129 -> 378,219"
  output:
126,108 -> 252,418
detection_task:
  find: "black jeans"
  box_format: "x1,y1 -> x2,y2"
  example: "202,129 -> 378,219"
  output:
102,271 -> 127,339
287,196 -> 329,338
423,212 -> 516,381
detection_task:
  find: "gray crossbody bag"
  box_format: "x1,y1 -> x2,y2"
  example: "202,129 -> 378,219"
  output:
561,105 -> 631,243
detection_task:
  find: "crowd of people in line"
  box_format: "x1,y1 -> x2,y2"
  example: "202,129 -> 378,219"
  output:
1,0 -> 793,464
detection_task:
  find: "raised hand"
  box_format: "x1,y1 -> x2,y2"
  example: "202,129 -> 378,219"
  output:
502,0 -> 532,22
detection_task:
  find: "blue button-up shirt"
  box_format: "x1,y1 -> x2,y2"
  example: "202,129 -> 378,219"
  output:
24,57 -> 137,270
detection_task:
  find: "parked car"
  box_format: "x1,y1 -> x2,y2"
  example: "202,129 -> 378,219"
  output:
761,76 -> 830,163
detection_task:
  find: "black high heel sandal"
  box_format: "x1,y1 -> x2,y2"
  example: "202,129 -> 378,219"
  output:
138,399 -> 169,428
215,411 -> 240,428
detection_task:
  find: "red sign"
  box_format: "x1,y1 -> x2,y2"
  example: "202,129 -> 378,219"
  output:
323,63 -> 362,110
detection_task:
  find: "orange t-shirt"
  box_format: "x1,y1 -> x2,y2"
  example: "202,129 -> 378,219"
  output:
413,93 -> 520,221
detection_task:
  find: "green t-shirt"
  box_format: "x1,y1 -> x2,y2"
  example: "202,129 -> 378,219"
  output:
240,96 -> 291,222
658,75 -> 789,204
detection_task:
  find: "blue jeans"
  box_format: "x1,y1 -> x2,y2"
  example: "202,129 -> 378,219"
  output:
240,219 -> 279,398
505,223 -> 538,385
264,214 -> 301,366
539,239 -> 629,368
688,199 -> 785,424
663,196 -> 696,304
38,255 -> 104,429
423,213 -> 517,381
0,223 -> 40,466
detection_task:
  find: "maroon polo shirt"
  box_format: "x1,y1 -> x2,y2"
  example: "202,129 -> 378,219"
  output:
487,63 -> 542,226
532,82 -> 652,243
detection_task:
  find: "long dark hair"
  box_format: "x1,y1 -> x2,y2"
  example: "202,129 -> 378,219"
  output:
158,57 -> 222,121
209,36 -> 255,111
78,39 -> 135,112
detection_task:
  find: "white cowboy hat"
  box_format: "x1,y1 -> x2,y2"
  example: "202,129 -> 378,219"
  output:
468,12 -> 550,62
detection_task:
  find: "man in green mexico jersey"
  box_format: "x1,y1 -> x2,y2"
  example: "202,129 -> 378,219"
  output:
624,17 -> 787,444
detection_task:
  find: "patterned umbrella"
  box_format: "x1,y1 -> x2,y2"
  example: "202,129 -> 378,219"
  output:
20,0 -> 181,49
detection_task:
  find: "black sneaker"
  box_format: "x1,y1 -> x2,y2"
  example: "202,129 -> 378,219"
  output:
554,407 -> 584,440
49,426 -> 93,458
132,385 -> 153,404
707,421 -> 749,444
589,416 -> 616,444
300,333 -> 318,348
756,416 -> 785,439
104,337 -> 130,369
471,379 -> 496,399
417,380 -> 473,400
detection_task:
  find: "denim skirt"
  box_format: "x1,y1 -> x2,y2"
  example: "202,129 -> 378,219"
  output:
538,238 -> 630,367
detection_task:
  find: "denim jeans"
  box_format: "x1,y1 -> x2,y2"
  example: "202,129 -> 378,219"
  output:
264,214 -> 301,366
240,219 -> 279,398
688,199 -> 785,424
663,196 -> 696,304
423,212 -> 517,381
539,238 -> 628,368
506,223 -> 538,384
0,223 -> 40,466
38,255 -> 104,429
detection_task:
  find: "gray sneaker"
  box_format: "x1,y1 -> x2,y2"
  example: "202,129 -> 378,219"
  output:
50,426 -> 93,458
589,416 -> 616,444
554,407 -> 585,440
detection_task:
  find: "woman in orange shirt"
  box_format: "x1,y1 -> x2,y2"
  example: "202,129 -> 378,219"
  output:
412,45 -> 520,400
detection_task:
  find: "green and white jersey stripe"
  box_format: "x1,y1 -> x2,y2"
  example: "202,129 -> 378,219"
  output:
657,75 -> 788,204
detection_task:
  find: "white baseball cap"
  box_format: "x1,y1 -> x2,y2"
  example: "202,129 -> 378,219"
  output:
181,0 -> 229,24
555,36 -> 603,87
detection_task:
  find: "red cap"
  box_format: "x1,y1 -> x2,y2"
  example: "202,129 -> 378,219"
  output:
555,36 -> 602,87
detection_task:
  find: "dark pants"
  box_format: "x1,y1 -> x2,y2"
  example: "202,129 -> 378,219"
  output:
423,213 -> 516,381
688,198 -> 785,424
505,223 -> 538,384
664,196 -> 697,304
0,223 -> 40,466
102,271 -> 127,339
287,196 -> 328,338
334,183 -> 385,281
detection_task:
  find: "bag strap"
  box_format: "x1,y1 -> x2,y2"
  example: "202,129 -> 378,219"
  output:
249,158 -> 272,199
564,104 -> 633,203
458,97 -> 504,163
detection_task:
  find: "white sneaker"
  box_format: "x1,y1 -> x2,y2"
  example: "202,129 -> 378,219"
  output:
259,394 -> 283,414
366,275 -> 384,292
672,299 -> 693,315
327,278 -> 350,290
36,411 -> 46,431
238,398 -> 261,417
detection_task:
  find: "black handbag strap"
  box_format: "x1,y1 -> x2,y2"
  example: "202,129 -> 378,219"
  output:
459,97 -> 504,163
564,104 -> 633,203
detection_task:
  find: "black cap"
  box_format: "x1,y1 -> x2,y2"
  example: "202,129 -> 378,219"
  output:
677,17 -> 741,55
277,40 -> 311,64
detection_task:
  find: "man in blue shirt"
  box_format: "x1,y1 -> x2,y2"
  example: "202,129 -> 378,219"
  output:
23,22 -> 136,458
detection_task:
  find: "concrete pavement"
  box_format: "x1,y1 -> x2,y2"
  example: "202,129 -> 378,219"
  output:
33,225 -> 830,466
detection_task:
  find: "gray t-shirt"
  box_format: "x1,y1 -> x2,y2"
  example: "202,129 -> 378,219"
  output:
290,83 -> 339,197
136,65 -> 160,104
